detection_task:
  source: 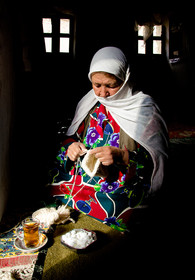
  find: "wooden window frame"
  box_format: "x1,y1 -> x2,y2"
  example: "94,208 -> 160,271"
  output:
137,25 -> 165,56
41,14 -> 75,56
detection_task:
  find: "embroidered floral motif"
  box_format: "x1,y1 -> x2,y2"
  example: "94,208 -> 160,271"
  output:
97,112 -> 107,127
104,217 -> 127,232
100,181 -> 119,193
108,133 -> 120,147
104,216 -> 120,226
56,147 -> 66,164
85,127 -> 100,146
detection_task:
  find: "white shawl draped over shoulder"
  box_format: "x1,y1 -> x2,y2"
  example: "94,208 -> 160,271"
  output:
66,47 -> 168,194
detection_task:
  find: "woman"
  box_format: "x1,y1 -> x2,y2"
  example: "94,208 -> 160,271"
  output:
49,47 -> 168,231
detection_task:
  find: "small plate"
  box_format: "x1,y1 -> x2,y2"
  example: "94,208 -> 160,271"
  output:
14,233 -> 48,253
61,229 -> 97,250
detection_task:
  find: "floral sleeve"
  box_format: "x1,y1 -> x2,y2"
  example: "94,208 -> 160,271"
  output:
125,145 -> 153,208
56,121 -> 85,171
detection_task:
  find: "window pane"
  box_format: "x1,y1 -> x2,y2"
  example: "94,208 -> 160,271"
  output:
153,40 -> 162,54
153,25 -> 162,37
42,18 -> 52,33
138,25 -> 145,36
44,37 -> 52,52
138,40 -> 146,54
59,38 -> 69,53
60,19 -> 70,34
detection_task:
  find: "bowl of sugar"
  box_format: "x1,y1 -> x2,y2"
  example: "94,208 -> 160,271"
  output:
61,229 -> 97,250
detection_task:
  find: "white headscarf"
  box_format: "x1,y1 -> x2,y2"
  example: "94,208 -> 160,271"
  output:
67,47 -> 168,193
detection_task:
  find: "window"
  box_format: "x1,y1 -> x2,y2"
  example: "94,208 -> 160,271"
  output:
42,16 -> 73,54
59,19 -> 70,53
42,18 -> 52,52
153,25 -> 162,54
137,25 -> 163,55
138,25 -> 146,54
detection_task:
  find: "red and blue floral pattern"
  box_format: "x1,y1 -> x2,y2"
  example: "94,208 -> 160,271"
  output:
50,103 -> 151,231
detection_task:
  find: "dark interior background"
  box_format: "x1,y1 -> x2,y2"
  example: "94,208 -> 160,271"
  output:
0,2 -> 194,277
1,0 -> 194,206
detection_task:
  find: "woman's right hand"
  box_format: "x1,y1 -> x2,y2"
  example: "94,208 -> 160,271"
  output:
67,142 -> 87,161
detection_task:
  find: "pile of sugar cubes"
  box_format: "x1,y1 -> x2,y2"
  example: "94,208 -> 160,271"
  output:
61,229 -> 95,249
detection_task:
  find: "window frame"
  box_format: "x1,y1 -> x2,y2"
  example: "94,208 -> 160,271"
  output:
137,24 -> 165,56
41,14 -> 75,56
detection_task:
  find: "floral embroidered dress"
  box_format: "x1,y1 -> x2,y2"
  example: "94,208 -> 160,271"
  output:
49,103 -> 152,231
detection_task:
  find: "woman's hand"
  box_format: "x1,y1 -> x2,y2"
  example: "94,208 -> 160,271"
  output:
67,142 -> 87,161
89,146 -> 129,166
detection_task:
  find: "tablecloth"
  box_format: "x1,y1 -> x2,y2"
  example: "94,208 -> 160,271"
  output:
0,227 -> 38,279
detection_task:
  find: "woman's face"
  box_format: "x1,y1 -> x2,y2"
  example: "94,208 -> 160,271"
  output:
91,72 -> 123,98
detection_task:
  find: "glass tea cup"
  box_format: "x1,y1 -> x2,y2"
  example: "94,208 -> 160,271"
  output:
21,217 -> 40,248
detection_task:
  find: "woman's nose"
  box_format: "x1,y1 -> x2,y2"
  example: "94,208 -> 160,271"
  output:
100,86 -> 109,97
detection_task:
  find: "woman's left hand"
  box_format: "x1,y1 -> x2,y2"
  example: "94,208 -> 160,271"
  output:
89,146 -> 129,166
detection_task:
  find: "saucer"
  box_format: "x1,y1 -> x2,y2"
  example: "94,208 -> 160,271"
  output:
14,233 -> 48,253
